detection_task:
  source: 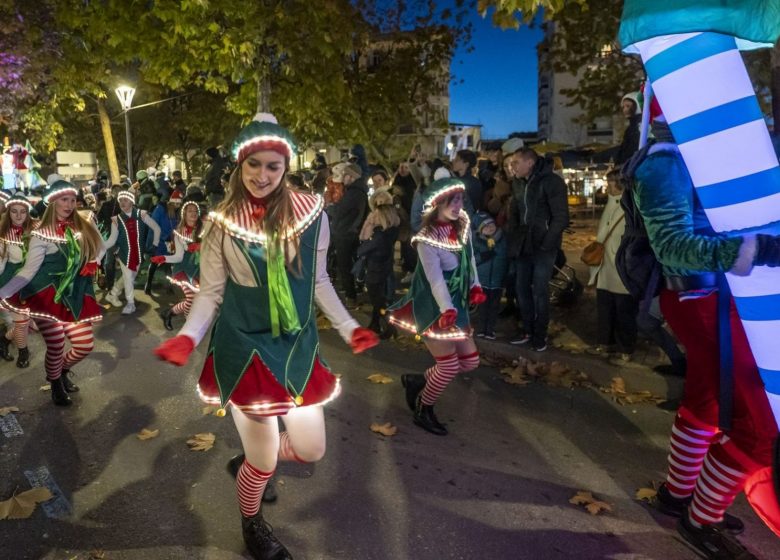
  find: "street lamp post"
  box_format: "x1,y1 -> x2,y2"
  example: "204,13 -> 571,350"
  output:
115,85 -> 136,181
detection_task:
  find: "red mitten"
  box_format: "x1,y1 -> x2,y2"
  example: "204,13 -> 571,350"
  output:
154,335 -> 195,366
350,327 -> 379,354
438,308 -> 458,329
79,261 -> 98,277
469,285 -> 487,306
187,242 -> 201,253
150,255 -> 167,265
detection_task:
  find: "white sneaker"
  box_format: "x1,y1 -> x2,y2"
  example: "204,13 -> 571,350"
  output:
105,293 -> 122,307
121,302 -> 136,315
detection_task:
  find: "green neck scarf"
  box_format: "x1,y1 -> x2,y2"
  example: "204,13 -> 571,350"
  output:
266,235 -> 301,337
54,228 -> 82,304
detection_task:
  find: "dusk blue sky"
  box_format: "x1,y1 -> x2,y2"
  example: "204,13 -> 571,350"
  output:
449,11 -> 543,140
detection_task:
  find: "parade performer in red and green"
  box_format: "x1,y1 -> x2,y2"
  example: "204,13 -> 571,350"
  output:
0,180 -> 104,406
104,189 -> 161,315
0,194 -> 35,368
152,200 -> 202,331
388,177 -> 486,436
154,113 -> 378,560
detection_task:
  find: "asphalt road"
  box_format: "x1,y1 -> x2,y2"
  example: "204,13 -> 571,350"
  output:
1,292 -> 779,560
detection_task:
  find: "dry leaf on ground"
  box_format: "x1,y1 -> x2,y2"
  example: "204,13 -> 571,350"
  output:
0,487 -> 53,520
500,364 -> 531,386
0,406 -> 19,417
39,385 -> 51,392
569,490 -> 613,515
366,373 -> 394,384
601,376 -> 665,406
137,428 -> 160,441
635,487 -> 658,502
187,432 -> 216,451
89,550 -> 106,560
370,422 -> 398,437
316,315 -> 332,330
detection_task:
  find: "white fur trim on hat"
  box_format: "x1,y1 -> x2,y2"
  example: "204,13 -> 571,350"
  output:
253,112 -> 279,124
433,167 -> 452,180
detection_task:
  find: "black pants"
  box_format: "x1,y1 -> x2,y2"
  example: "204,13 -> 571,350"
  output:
515,250 -> 557,346
596,288 -> 638,354
637,304 -> 686,366
400,240 -> 417,273
477,288 -> 503,334
334,235 -> 359,299
103,246 -> 119,290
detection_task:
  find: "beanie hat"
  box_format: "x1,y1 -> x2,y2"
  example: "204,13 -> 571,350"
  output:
342,163 -> 362,180
421,178 -> 465,214
169,190 -> 183,204
117,190 -> 136,204
232,113 -> 296,164
135,170 -> 148,181
501,137 -> 525,155
5,193 -> 31,211
43,180 -> 80,204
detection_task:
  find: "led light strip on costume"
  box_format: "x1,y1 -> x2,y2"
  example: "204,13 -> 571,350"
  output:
173,229 -> 195,244
32,228 -> 83,244
0,298 -> 102,324
117,215 -> 142,267
6,199 -> 32,212
0,191 -> 10,203
43,186 -> 79,204
197,376 -> 341,416
411,212 -> 471,251
387,315 -> 470,340
234,135 -> 295,162
165,275 -> 200,293
209,195 -> 323,243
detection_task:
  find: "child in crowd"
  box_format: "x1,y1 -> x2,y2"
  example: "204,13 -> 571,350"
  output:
472,212 -> 507,339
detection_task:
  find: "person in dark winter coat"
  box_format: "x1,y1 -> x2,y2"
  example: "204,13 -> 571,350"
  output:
452,150 -> 483,214
506,148 -> 569,351
615,91 -> 642,165
204,147 -> 229,207
358,190 -> 400,338
330,163 -> 368,307
472,212 -> 507,339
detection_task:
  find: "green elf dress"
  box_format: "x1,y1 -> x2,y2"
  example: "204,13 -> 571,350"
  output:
179,190 -> 360,416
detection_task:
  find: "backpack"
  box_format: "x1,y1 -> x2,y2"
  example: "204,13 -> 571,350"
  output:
614,142 -> 664,311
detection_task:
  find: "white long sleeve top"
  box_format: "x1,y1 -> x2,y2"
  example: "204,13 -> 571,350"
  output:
179,200 -> 359,347
0,230 -> 25,277
163,230 -> 191,264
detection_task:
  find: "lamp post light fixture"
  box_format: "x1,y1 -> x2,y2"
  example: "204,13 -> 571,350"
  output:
115,85 -> 136,180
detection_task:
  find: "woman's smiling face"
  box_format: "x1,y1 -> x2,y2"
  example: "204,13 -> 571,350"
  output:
241,151 -> 287,199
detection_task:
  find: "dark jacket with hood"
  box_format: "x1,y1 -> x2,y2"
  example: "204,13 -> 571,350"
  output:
506,157 -> 569,258
331,176 -> 369,239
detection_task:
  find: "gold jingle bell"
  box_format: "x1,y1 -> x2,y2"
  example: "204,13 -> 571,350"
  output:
216,408 -> 227,417
294,395 -> 304,406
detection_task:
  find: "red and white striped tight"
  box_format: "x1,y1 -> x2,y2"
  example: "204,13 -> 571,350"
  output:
35,319 -> 95,380
172,285 -> 196,316
5,313 -> 29,349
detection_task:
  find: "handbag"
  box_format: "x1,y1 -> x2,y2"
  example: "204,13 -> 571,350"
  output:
580,213 -> 624,266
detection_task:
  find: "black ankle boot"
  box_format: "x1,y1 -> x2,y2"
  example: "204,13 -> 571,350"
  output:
241,512 -> 292,560
50,377 -> 72,407
401,374 -> 425,412
227,454 -> 278,503
160,307 -> 174,331
413,397 -> 447,436
16,347 -> 29,368
61,370 -> 80,393
0,337 -> 14,361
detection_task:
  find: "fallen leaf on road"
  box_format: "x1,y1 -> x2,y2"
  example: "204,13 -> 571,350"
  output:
366,373 -> 394,384
0,406 -> 19,417
187,433 -> 215,451
370,422 -> 397,437
500,364 -> 530,386
316,315 -> 332,330
0,487 -> 53,520
600,377 -> 665,406
90,550 -> 106,560
39,385 -> 51,392
610,377 -> 627,395
635,487 -> 658,502
137,428 -> 160,440
569,490 -> 612,515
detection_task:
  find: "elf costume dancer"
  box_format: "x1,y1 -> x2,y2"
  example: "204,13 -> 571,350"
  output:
388,178 -> 486,436
153,200 -> 202,331
0,181 -> 103,406
104,190 -> 161,315
0,194 -> 34,367
619,1 -> 780,557
154,114 -> 378,560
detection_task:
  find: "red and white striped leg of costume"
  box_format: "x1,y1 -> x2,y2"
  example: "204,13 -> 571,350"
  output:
171,285 -> 197,316
5,312 -> 29,349
419,351 -> 480,405
665,411 -> 719,499
35,319 -> 95,380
